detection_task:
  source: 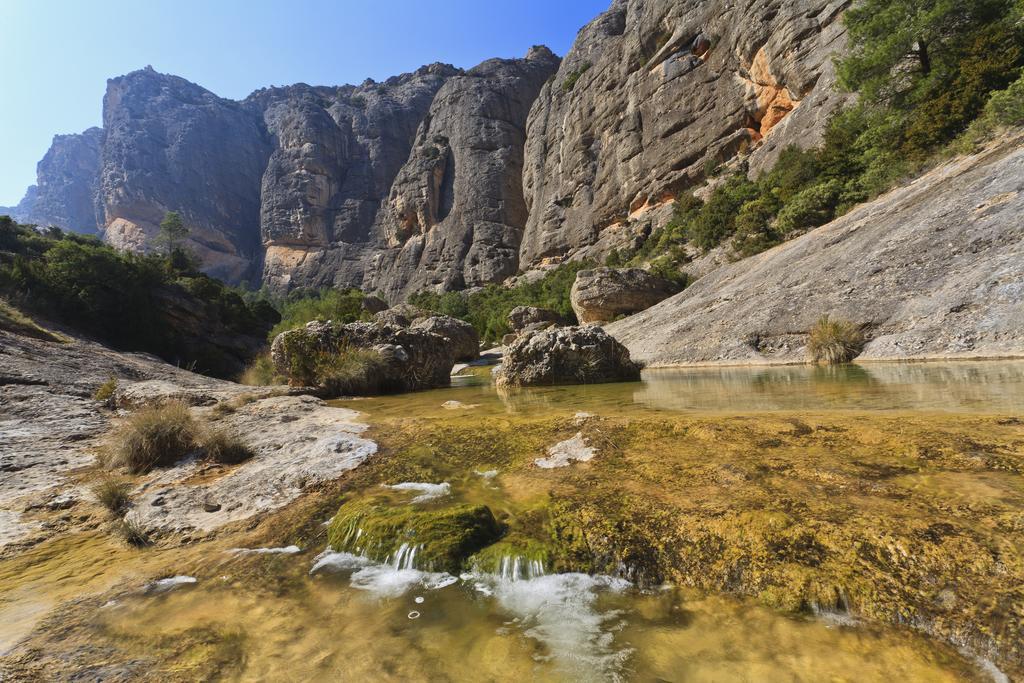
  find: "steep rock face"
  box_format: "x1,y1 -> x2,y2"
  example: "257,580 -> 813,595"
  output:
520,0 -> 849,268
2,129 -> 103,233
253,64 -> 458,291
362,46 -> 560,299
98,67 -> 272,282
606,138 -> 1024,366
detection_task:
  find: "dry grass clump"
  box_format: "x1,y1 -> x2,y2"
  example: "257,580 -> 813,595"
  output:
115,513 -> 149,547
93,376 -> 118,404
807,315 -> 865,365
92,477 -> 132,514
106,401 -> 198,474
210,392 -> 260,418
0,298 -> 63,342
202,429 -> 254,465
239,353 -> 285,386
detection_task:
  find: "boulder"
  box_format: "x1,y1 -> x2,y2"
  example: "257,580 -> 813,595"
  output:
326,498 -> 503,574
373,303 -> 430,328
360,295 -> 389,315
410,314 -> 479,361
270,320 -> 454,395
507,306 -> 562,332
495,325 -> 641,387
570,267 -> 677,323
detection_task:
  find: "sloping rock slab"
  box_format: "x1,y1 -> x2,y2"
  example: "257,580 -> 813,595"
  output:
132,395 -> 376,537
608,140 -> 1024,366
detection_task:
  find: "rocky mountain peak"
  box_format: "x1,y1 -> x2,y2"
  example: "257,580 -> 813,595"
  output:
6,0 -> 852,297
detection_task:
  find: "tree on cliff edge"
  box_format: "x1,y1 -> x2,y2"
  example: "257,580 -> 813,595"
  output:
839,0 -> 1017,102
157,211 -> 189,256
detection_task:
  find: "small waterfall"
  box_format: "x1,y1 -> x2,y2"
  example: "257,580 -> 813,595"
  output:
386,543 -> 422,571
496,554 -> 547,581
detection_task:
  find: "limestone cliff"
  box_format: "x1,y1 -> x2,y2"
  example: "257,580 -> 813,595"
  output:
520,0 -> 850,268
2,128 -> 103,233
99,67 -> 273,282
253,64 -> 459,291
7,0 -> 852,297
365,46 -> 560,299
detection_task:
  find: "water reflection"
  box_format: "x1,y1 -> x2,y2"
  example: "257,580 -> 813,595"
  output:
354,361 -> 1024,419
634,361 -> 1024,412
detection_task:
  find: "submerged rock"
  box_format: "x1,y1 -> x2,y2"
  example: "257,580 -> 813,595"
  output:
496,326 -> 641,387
570,267 -> 678,323
535,433 -> 596,468
327,499 -> 504,574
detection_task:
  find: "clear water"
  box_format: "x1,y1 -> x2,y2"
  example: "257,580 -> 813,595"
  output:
3,361 -> 1022,681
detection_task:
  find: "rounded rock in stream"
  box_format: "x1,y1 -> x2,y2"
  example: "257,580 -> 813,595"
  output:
495,325 -> 641,387
326,499 -> 504,574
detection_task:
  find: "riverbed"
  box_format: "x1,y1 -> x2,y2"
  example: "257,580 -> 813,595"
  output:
2,361 -> 1022,681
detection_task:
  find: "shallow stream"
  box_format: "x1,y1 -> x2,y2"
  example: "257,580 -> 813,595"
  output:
3,361 -> 1023,681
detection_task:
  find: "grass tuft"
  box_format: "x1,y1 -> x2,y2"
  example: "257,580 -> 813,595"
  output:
239,353 -> 285,386
807,315 -> 865,365
202,429 -> 254,465
115,513 -> 149,547
106,401 -> 198,474
93,377 -> 118,404
92,477 -> 132,514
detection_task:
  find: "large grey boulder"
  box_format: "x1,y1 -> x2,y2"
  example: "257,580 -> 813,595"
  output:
270,320 -> 454,395
495,325 -> 641,387
570,267 -> 677,323
507,306 -> 563,332
410,315 -> 479,362
374,304 -> 430,328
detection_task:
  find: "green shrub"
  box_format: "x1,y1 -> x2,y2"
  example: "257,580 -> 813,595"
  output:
269,288 -> 371,340
92,477 -> 132,514
0,219 -> 275,376
807,315 -> 865,365
646,255 -> 688,290
202,429 -> 254,465
959,70 -> 1024,146
561,62 -> 592,92
987,70 -> 1024,125
106,401 -> 198,474
411,261 -> 593,344
774,180 -> 843,235
684,175 -> 759,250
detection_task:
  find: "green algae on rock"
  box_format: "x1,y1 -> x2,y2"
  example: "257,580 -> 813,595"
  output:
326,498 -> 504,573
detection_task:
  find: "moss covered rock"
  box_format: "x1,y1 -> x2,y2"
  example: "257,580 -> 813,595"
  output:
327,499 -> 504,573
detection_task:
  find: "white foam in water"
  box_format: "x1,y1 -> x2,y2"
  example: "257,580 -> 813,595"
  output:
310,546 -> 458,598
383,482 -> 451,503
229,545 -> 302,556
146,575 -> 197,594
474,469 -> 499,479
469,571 -> 632,679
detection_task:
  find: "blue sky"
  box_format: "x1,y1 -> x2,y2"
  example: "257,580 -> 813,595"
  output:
0,0 -> 608,206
